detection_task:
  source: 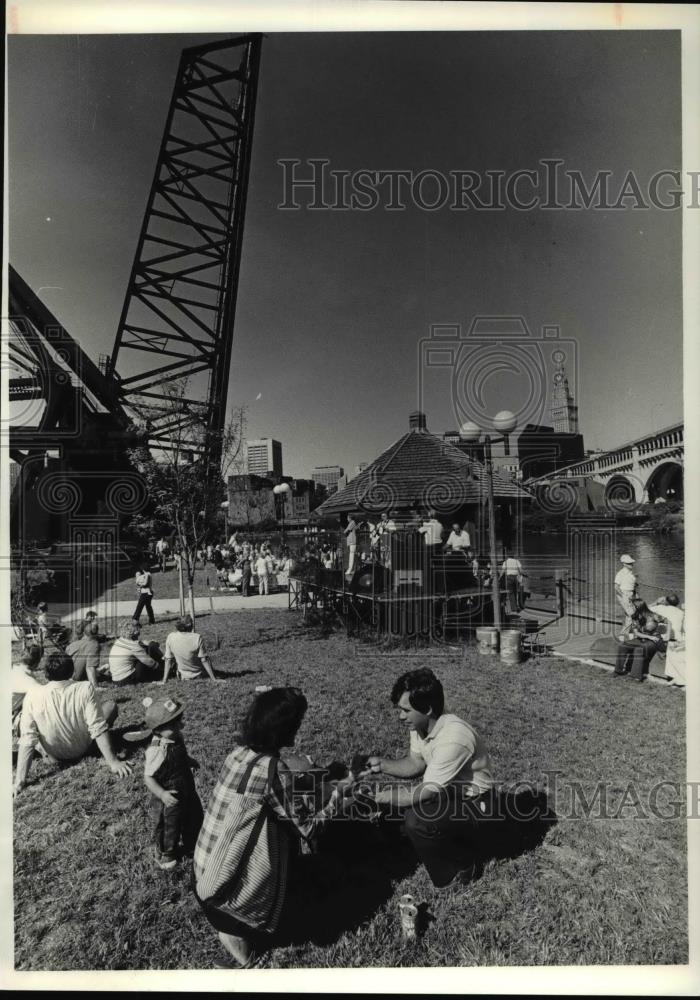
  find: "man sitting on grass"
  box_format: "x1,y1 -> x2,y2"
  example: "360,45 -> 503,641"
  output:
361,667 -> 496,891
161,614 -> 218,683
12,645 -> 44,745
13,652 -> 131,795
66,620 -> 102,687
108,618 -> 162,685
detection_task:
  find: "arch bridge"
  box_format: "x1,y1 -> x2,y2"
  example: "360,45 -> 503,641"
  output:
528,423 -> 683,510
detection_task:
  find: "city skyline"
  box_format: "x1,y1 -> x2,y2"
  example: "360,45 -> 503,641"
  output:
8,31 -> 683,479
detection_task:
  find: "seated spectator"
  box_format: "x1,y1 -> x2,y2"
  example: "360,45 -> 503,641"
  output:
649,593 -> 684,641
66,621 -> 102,687
12,645 -> 44,742
83,610 -> 109,643
162,615 -> 218,682
614,605 -> 667,682
13,652 -> 131,794
108,618 -> 161,685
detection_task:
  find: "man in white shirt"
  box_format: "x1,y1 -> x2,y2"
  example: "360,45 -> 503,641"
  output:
444,522 -> 471,553
14,652 -> 131,794
256,553 -> 270,594
344,515 -> 359,577
162,615 -> 217,682
614,554 -> 638,634
417,511 -> 444,548
649,593 -> 684,640
155,536 -> 171,573
361,668 -> 495,889
134,565 -> 155,625
12,646 -> 44,742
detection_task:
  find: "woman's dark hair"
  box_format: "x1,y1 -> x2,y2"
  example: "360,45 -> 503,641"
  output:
239,687 -> 308,754
45,653 -> 75,682
391,668 -> 444,717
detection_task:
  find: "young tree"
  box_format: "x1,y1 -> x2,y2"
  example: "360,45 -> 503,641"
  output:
128,380 -> 246,621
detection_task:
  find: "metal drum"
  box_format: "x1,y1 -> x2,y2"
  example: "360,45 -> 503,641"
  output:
476,626 -> 499,655
500,628 -> 523,665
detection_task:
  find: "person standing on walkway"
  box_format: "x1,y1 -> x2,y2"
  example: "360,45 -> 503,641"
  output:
134,565 -> 156,625
241,557 -> 252,598
256,552 -> 270,595
155,536 -> 171,573
614,554 -> 638,636
500,553 -> 526,614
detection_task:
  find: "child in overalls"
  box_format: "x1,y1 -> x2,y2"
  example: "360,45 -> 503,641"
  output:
141,696 -> 204,870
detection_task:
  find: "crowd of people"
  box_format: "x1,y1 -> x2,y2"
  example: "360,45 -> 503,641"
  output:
10,530 -> 685,969
14,593 -> 538,969
146,533 -> 294,600
11,609 -> 218,795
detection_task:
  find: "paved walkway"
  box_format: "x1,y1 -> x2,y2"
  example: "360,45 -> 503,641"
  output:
522,604 -> 671,685
59,591 -> 289,624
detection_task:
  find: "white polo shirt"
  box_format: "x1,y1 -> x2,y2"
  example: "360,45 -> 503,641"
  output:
410,713 -> 494,796
164,630 -> 210,679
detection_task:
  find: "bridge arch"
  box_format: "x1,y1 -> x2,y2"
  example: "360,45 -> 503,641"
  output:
645,462 -> 683,503
604,474 -> 642,512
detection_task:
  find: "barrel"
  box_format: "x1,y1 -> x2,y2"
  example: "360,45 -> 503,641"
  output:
500,628 -> 523,665
476,626 -> 499,655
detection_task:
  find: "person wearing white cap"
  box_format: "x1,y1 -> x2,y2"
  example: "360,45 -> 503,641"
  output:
615,555 -> 638,636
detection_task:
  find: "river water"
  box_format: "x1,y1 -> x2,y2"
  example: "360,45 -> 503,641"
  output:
520,529 -> 685,620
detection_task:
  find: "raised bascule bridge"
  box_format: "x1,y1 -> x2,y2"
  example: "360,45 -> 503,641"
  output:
8,35 -> 262,611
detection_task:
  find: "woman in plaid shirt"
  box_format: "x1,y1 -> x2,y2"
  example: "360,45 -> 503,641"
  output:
193,687 -> 353,968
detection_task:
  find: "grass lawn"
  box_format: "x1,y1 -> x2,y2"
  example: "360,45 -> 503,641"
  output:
13,608 -> 687,969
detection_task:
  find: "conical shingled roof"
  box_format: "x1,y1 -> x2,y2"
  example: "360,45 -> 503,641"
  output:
314,425 -> 530,519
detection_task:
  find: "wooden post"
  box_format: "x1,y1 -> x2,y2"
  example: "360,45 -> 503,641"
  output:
554,570 -> 566,618
485,435 -> 502,633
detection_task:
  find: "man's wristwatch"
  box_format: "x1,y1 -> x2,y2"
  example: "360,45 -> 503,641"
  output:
370,761 -> 382,774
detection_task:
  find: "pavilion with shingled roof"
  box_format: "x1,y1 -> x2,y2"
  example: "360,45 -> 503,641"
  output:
312,411 -> 531,550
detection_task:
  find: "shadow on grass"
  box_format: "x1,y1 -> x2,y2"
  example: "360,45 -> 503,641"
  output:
276,789 -> 557,946
276,789 -> 556,949
475,787 -> 558,866
277,818 -> 419,948
213,668 -> 261,680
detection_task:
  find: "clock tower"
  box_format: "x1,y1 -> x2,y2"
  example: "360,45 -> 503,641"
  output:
550,363 -> 578,433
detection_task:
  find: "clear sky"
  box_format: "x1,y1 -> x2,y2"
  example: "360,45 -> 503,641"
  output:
8,30 -> 682,479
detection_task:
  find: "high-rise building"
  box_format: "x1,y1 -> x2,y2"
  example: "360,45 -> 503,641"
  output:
550,363 -> 578,434
312,465 -> 345,494
246,438 -> 283,477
